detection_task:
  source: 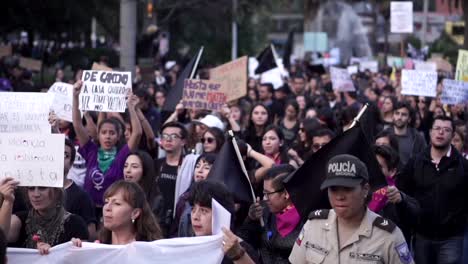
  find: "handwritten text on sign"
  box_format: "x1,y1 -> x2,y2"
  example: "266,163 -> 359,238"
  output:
330,67 -> 355,92
455,49 -> 468,82
0,92 -> 52,134
441,79 -> 468,105
401,70 -> 437,97
182,79 -> 226,111
0,134 -> 65,187
48,82 -> 74,122
80,71 -> 131,113
210,56 -> 248,101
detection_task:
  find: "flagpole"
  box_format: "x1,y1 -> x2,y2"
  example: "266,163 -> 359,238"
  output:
270,44 -> 279,64
189,46 -> 204,79
349,103 -> 368,129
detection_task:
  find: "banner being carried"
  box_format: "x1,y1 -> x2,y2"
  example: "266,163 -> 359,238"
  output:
48,82 -> 74,122
182,79 -> 227,111
80,70 -> 131,112
210,56 -> 248,101
441,79 -> 468,105
401,69 -> 437,97
455,49 -> 468,82
330,67 -> 355,92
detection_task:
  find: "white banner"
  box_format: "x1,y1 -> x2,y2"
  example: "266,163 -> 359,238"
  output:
0,133 -> 65,187
359,60 -> 379,73
330,67 -> 355,92
401,70 -> 437,97
414,61 -> 437,72
48,82 -> 74,122
80,70 -> 131,113
0,92 -> 52,134
441,79 -> 468,105
391,1 -> 413,33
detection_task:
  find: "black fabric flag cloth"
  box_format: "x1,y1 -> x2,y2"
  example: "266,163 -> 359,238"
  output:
207,137 -> 254,204
162,48 -> 201,111
283,123 -> 387,221
254,45 -> 277,75
283,28 -> 295,70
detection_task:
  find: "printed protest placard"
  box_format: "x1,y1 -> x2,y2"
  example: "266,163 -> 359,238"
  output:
441,79 -> 468,105
80,70 -> 131,112
182,79 -> 226,111
303,32 -> 328,52
0,45 -> 12,58
391,1 -> 413,33
48,82 -> 74,122
0,133 -> 65,187
0,92 -> 52,133
414,61 -> 437,72
19,57 -> 42,72
210,56 -> 248,101
359,60 -> 378,73
455,49 -> 468,82
401,70 -> 437,97
330,67 -> 355,92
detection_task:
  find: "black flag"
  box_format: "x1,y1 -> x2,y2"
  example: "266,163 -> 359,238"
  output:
283,123 -> 387,220
283,28 -> 295,70
207,136 -> 254,203
162,47 -> 202,111
254,45 -> 277,75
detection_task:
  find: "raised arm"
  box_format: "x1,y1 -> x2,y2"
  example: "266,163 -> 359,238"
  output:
136,108 -> 156,150
0,178 -> 19,242
83,112 -> 98,142
72,81 -> 90,146
163,101 -> 185,125
246,144 -> 275,184
127,95 -> 143,151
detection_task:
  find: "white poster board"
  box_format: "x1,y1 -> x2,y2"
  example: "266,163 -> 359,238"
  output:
0,92 -> 52,133
359,60 -> 379,73
401,70 -> 437,97
80,70 -> 131,112
330,67 -> 355,92
391,1 -> 413,33
414,61 -> 437,72
441,79 -> 468,105
48,82 -> 74,122
0,133 -> 65,187
347,65 -> 359,75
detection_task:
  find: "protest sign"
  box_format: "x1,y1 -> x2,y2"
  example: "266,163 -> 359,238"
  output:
401,70 -> 437,97
0,92 -> 52,133
391,1 -> 413,33
455,49 -> 468,82
19,57 -> 42,72
414,60 -> 437,72
91,62 -> 113,71
303,32 -> 328,52
210,56 -> 248,101
80,70 -> 132,112
347,65 -> 358,75
330,67 -> 355,92
387,56 -> 404,68
0,45 -> 12,58
359,60 -> 378,73
0,133 -> 65,187
48,82 -> 74,122
182,79 -> 226,111
441,79 -> 468,105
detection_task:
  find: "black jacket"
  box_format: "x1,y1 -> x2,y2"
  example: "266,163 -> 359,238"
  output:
397,146 -> 468,240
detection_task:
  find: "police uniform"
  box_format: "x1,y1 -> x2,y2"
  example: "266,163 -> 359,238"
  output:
289,208 -> 414,264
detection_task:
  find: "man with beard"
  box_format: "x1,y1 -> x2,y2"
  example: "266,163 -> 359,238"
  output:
386,101 -> 426,165
388,115 -> 468,264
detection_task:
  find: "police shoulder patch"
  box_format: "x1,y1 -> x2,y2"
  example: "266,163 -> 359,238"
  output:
372,216 -> 396,233
308,209 -> 329,220
395,242 -> 413,264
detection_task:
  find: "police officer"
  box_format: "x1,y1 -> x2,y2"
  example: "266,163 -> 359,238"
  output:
289,154 -> 414,264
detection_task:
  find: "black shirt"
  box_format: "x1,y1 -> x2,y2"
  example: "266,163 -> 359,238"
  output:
65,181 -> 97,225
157,160 -> 179,217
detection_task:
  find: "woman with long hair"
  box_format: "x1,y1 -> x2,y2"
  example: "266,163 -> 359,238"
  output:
278,100 -> 300,146
243,104 -> 272,153
202,127 -> 225,154
261,125 -> 292,166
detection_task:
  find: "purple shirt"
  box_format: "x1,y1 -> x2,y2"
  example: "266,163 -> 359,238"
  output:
79,140 -> 130,207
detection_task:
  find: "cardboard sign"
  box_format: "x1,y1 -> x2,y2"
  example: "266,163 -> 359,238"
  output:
48,82 -> 74,122
441,79 -> 468,105
0,133 -> 64,187
0,92 -> 52,133
455,49 -> 468,82
0,45 -> 12,58
91,62 -> 113,71
401,70 -> 437,97
19,57 -> 42,72
79,70 -> 132,113
391,1 -> 413,33
359,60 -> 379,73
210,56 -> 248,101
182,79 -> 226,111
303,32 -> 328,52
330,67 -> 355,92
414,60 -> 437,72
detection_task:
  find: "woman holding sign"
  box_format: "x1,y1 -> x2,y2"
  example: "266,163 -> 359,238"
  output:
72,80 -> 142,216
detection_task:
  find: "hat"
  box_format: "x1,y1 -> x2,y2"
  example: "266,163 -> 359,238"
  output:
195,115 -> 225,131
320,154 -> 368,190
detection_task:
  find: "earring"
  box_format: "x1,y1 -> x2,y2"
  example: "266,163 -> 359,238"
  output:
131,218 -> 135,224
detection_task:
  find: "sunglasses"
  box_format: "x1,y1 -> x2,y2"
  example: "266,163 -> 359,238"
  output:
201,137 -> 215,144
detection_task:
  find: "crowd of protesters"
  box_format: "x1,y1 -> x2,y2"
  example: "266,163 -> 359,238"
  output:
0,46 -> 467,264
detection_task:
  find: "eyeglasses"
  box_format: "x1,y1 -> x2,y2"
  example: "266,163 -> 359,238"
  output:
432,127 -> 453,134
263,188 -> 284,200
201,137 -> 215,144
161,133 -> 182,141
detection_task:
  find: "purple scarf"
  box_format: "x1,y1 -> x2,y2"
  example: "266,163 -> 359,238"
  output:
276,205 -> 300,237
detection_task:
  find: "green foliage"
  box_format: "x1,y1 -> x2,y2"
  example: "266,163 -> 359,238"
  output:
430,31 -> 460,65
